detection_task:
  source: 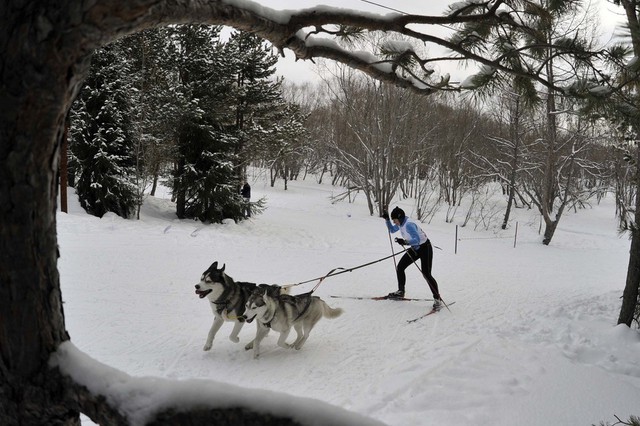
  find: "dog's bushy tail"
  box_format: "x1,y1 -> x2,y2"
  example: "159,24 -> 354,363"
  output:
280,286 -> 292,295
321,300 -> 344,319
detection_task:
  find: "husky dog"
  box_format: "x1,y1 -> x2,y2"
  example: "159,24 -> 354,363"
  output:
194,261 -> 285,351
242,287 -> 343,358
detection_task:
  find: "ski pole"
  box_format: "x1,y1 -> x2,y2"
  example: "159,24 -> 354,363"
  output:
387,229 -> 398,271
406,248 -> 452,313
383,208 -> 398,271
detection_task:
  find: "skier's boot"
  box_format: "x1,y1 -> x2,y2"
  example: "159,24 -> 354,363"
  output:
387,290 -> 405,300
432,298 -> 442,311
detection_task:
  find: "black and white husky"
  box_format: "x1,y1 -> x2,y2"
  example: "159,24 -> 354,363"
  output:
242,286 -> 343,359
194,261 -> 285,351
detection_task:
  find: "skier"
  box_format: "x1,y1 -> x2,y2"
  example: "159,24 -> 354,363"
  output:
383,206 -> 442,310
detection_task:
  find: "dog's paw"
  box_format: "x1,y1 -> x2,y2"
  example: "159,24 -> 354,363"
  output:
229,335 -> 240,343
203,344 -> 212,351
245,342 -> 253,350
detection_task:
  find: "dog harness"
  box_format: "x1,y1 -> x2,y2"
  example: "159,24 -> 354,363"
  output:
264,293 -> 314,328
212,284 -> 249,317
263,310 -> 277,328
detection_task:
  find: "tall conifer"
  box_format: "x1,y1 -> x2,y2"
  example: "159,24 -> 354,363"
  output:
69,42 -> 137,218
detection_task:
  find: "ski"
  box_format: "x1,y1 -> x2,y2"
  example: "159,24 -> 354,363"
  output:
330,295 -> 433,302
407,301 -> 456,323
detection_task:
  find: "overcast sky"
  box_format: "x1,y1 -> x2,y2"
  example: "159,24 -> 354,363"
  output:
255,0 -> 628,85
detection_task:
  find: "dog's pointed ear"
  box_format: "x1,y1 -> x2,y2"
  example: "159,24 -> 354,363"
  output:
210,261 -> 218,269
221,263 -> 226,272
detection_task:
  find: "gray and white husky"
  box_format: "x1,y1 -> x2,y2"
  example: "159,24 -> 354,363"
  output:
242,287 -> 343,358
194,261 -> 285,351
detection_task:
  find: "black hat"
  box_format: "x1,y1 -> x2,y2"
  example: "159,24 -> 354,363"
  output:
390,206 -> 405,221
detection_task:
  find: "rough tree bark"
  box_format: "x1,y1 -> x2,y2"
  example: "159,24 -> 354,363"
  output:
616,0 -> 640,327
617,121 -> 640,327
0,2 -> 89,423
0,1 -> 305,423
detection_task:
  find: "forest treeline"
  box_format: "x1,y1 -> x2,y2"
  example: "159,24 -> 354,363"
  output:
69,25 -> 633,248
68,25 -> 304,223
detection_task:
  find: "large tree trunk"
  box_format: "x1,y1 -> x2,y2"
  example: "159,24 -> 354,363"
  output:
0,3 -> 89,423
616,0 -> 640,328
542,219 -> 558,246
619,225 -> 640,326
0,4 -> 310,422
618,130 -> 640,326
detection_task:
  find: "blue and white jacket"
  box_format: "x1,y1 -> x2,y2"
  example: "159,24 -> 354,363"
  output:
386,216 -> 428,250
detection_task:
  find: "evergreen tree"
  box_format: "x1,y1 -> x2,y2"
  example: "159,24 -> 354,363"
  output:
223,31 -> 310,190
119,28 -> 183,216
170,25 -> 243,222
223,31 -> 283,178
169,27 -> 303,222
264,102 -> 309,189
69,26 -> 304,223
176,123 -> 243,221
69,42 -> 137,218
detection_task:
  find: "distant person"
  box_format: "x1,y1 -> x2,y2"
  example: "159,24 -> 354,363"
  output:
382,206 -> 442,309
241,182 -> 251,218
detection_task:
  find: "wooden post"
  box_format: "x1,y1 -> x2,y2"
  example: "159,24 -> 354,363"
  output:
455,225 -> 458,254
60,123 -> 68,213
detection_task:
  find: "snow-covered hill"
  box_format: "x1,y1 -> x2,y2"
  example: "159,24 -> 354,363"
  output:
57,173 -> 640,425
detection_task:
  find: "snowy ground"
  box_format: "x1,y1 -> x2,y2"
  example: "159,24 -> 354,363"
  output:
57,171 -> 640,425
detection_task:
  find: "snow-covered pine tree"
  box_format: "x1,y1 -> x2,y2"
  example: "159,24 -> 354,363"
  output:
70,25 -> 305,223
264,103 -> 309,189
224,31 -> 309,190
170,25 -> 243,223
170,27 -> 302,221
120,28 -> 181,217
69,41 -> 137,218
223,31 -> 282,179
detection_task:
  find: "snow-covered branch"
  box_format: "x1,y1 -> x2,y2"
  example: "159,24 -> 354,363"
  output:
87,0 -> 604,96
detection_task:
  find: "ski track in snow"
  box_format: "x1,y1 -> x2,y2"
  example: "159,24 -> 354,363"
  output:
57,178 -> 640,426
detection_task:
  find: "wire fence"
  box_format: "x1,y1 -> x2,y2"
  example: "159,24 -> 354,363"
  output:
454,222 -> 519,254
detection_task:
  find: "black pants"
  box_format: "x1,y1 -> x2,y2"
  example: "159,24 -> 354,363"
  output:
397,240 -> 440,299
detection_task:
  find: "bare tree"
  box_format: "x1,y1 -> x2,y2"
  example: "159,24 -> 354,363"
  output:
321,69 -> 426,215
510,0 -> 599,245
430,98 -> 489,222
470,87 -> 537,229
520,106 -> 600,244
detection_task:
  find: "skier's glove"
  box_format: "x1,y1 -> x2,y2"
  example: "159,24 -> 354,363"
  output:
395,238 -> 408,246
382,211 -> 390,220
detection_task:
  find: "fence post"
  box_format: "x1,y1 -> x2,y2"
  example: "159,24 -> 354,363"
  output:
455,225 -> 458,254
